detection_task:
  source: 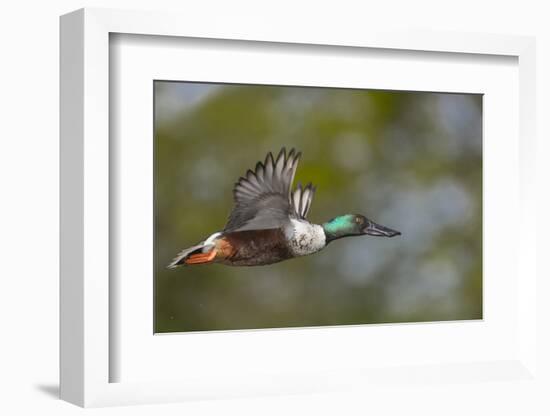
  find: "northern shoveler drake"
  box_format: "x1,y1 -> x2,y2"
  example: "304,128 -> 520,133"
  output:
168,148 -> 401,268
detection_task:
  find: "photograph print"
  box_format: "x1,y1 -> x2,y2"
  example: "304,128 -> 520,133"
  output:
154,81 -> 482,333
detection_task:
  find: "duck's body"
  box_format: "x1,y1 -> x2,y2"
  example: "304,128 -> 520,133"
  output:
168,148 -> 400,269
194,220 -> 325,267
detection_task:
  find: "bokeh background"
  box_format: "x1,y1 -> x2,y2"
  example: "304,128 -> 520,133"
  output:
154,81 -> 482,333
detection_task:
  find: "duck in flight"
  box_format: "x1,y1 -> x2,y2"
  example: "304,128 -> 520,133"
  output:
168,148 -> 400,268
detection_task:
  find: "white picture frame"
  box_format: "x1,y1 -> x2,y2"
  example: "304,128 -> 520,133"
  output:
60,7 -> 538,408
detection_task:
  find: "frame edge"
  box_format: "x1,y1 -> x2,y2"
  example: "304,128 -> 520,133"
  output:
59,8 -> 85,407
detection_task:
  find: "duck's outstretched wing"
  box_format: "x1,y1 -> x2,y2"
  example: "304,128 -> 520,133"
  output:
224,148 -> 302,232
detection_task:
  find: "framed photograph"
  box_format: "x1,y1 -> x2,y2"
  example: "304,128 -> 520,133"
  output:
60,8 -> 538,408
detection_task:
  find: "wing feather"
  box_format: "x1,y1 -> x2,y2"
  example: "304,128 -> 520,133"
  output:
291,182 -> 316,219
224,148 -> 304,232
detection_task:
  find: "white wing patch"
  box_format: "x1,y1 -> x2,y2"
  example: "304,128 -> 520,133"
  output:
204,232 -> 222,245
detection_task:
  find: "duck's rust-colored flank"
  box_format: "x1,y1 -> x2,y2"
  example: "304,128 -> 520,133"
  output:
216,229 -> 293,266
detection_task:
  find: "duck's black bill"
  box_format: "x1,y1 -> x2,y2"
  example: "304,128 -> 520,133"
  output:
363,221 -> 401,237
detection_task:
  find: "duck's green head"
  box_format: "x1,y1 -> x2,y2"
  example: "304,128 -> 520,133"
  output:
322,214 -> 401,244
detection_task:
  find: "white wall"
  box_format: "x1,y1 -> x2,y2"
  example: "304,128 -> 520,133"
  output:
1,0 -> 548,414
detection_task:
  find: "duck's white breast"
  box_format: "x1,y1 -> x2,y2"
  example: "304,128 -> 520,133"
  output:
286,219 -> 326,257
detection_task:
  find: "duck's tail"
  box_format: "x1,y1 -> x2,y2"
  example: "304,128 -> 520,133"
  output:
167,243 -> 216,268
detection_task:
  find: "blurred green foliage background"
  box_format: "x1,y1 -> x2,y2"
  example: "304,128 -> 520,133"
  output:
154,81 -> 482,333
